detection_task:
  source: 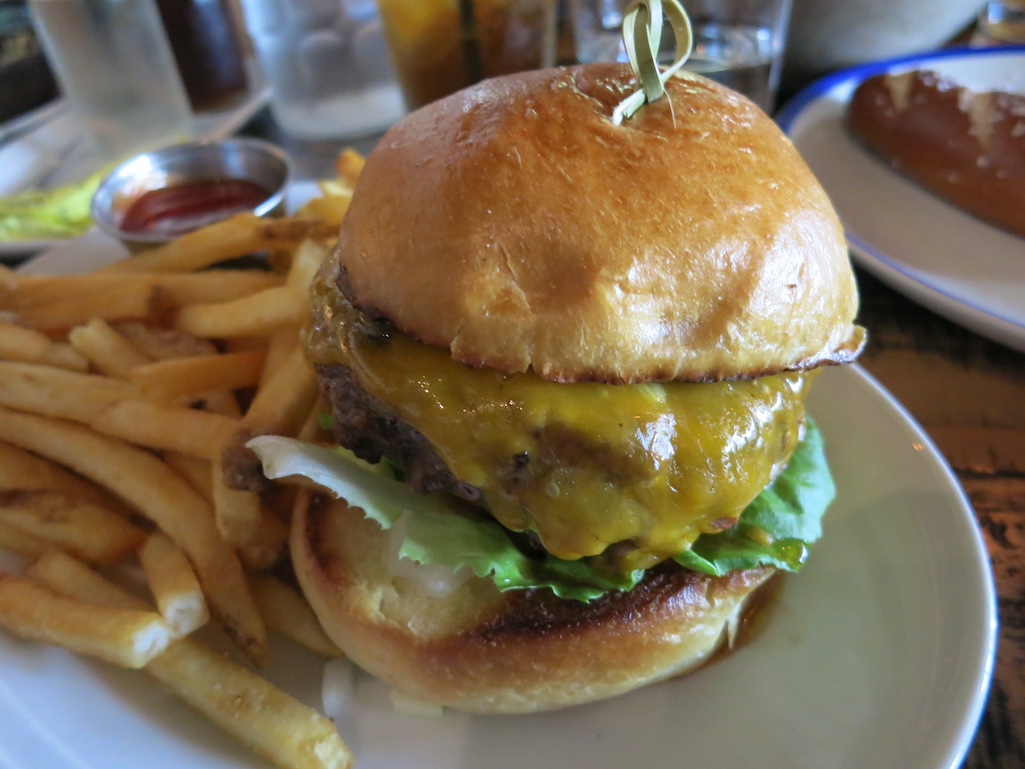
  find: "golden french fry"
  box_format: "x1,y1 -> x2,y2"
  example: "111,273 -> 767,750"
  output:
286,239 -> 330,291
0,440 -> 132,515
25,548 -> 145,609
113,322 -> 218,360
251,575 -> 342,658
259,325 -> 302,386
200,390 -> 243,418
99,214 -> 268,274
6,270 -> 282,308
298,398 -> 331,443
68,318 -> 153,379
222,345 -> 318,491
210,454 -> 287,569
335,148 -> 365,186
0,323 -> 54,362
174,285 -> 307,338
156,270 -> 284,305
91,400 -> 239,461
162,452 -> 214,502
255,216 -> 337,243
148,640 -> 355,769
130,348 -> 267,402
0,573 -> 171,668
0,518 -> 51,560
295,193 -> 351,229
211,453 -> 263,544
101,214 -> 336,274
39,343 -> 88,371
2,176 -> 362,768
30,551 -> 354,769
0,320 -> 88,371
234,509 -> 288,572
246,344 -> 319,435
0,490 -> 145,564
0,361 -> 139,423
139,532 -> 209,637
15,283 -> 168,331
0,407 -> 267,664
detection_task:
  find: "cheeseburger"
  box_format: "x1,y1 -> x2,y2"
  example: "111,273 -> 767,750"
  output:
251,63 -> 865,714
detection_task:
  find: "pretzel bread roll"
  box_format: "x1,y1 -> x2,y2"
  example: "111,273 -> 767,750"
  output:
847,69 -> 1025,239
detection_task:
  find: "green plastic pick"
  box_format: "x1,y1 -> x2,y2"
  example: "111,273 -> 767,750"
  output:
612,0 -> 694,125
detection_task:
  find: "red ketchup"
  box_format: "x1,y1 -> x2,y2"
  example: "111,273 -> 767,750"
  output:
119,179 -> 270,236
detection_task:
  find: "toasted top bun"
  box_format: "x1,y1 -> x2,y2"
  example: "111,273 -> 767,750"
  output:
293,491 -> 777,714
337,64 -> 864,384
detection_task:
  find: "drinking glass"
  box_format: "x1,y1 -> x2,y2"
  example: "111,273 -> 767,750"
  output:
241,0 -> 405,140
28,0 -> 193,164
376,0 -> 557,110
568,0 -> 793,111
156,0 -> 251,112
975,0 -> 1025,44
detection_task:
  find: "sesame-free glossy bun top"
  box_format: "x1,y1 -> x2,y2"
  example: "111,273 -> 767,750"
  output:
336,64 -> 864,383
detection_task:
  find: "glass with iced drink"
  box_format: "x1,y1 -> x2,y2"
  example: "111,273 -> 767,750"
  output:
568,0 -> 793,111
975,0 -> 1025,44
241,0 -> 405,140
156,0 -> 251,112
376,0 -> 557,110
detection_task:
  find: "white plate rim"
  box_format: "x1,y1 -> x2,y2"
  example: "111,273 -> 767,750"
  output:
776,44 -> 1025,353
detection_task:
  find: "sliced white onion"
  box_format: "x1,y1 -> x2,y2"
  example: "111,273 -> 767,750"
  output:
321,656 -> 355,722
725,609 -> 741,649
389,688 -> 444,718
386,511 -> 472,596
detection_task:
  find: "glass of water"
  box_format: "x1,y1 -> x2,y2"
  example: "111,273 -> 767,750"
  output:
568,0 -> 793,112
240,0 -> 406,141
28,0 -> 193,164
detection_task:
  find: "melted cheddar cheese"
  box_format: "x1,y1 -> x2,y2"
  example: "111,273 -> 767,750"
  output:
308,270 -> 812,571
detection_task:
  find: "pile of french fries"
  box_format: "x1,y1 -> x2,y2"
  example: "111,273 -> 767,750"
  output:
0,150 -> 366,769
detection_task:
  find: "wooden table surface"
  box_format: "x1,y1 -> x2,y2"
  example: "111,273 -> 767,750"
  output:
853,268 -> 1024,769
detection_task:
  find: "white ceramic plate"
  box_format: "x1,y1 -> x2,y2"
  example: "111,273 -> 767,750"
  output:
777,46 -> 1025,353
3,237 -> 997,769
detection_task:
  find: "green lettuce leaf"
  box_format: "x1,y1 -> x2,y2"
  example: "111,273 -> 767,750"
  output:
674,418 -> 833,577
247,418 -> 833,602
248,437 -> 640,600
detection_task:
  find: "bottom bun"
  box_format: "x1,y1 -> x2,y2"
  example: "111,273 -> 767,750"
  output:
292,491 -> 777,714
